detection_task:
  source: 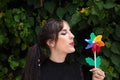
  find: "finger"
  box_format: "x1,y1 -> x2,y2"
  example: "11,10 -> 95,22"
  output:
94,69 -> 105,76
93,73 -> 101,79
90,68 -> 105,80
92,72 -> 105,80
90,68 -> 105,76
90,68 -> 102,72
93,71 -> 105,78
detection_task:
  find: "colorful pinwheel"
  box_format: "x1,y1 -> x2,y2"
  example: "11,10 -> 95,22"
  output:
85,32 -> 105,53
85,32 -> 105,68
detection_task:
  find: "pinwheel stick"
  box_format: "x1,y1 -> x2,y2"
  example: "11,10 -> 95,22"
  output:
94,51 -> 96,68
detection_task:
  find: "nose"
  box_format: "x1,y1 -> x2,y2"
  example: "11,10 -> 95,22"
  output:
70,32 -> 74,39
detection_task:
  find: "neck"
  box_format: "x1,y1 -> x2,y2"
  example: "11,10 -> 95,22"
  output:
50,52 -> 67,63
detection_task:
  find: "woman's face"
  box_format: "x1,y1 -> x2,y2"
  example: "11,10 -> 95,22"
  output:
53,21 -> 75,54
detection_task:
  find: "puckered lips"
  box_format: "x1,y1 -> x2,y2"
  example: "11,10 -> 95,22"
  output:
69,42 -> 74,47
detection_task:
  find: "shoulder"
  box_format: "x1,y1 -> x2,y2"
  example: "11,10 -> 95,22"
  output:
68,62 -> 82,72
70,62 -> 82,67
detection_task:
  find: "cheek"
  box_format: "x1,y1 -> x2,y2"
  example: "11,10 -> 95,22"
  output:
57,37 -> 67,46
57,37 -> 75,53
56,39 -> 66,47
56,37 -> 67,49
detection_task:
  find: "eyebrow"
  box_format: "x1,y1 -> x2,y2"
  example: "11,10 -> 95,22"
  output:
61,29 -> 67,32
61,28 -> 70,31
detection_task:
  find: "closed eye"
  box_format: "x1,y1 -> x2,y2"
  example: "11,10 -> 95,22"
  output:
60,29 -> 67,35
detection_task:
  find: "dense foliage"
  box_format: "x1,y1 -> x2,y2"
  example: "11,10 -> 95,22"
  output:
0,0 -> 120,80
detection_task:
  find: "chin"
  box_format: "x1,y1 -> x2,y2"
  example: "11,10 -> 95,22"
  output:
68,48 -> 75,53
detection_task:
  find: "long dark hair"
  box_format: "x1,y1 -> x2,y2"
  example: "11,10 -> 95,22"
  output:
22,18 -> 64,80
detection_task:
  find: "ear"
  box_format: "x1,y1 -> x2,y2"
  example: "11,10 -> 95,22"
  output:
46,39 -> 55,48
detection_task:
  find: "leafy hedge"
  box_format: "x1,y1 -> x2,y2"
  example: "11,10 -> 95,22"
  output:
0,0 -> 120,80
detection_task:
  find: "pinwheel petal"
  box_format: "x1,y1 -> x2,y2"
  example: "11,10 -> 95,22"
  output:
85,44 -> 93,49
92,43 -> 100,53
85,39 -> 92,44
92,44 -> 96,53
97,41 -> 105,47
94,35 -> 102,41
90,32 -> 96,40
96,46 -> 100,52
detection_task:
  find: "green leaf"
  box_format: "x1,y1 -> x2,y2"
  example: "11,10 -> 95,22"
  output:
19,58 -> 25,68
70,13 -> 81,26
2,67 -> 8,74
10,61 -> 19,70
105,41 -> 111,48
94,27 -> 104,34
28,17 -> 34,26
111,42 -> 120,55
84,8 -> 91,16
14,15 -> 20,22
85,56 -> 101,68
8,55 -> 19,70
21,43 -> 27,51
115,5 -> 120,12
86,0 -> 93,7
16,37 -> 21,44
100,57 -> 109,70
66,4 -> 76,15
56,7 -> 66,19
89,15 -> 99,25
0,65 -> 8,77
16,75 -> 21,80
44,1 -> 55,14
108,66 -> 119,78
102,47 -> 112,57
95,1 -> 104,10
110,54 -> 120,67
20,28 -> 30,38
115,65 -> 120,73
105,73 -> 113,80
85,57 -> 94,66
0,35 -> 5,45
91,6 -> 99,16
21,13 -> 26,21
104,1 -> 116,9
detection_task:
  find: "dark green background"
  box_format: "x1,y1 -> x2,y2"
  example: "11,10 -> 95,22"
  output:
0,0 -> 120,80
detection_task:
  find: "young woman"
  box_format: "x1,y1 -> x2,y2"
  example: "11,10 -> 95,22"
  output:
22,18 -> 105,80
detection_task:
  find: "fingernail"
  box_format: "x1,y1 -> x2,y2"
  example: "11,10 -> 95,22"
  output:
89,69 -> 92,72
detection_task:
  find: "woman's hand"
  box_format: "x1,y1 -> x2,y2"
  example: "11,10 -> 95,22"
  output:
90,68 -> 105,80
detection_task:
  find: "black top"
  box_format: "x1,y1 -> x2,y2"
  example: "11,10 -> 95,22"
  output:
41,59 -> 84,80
